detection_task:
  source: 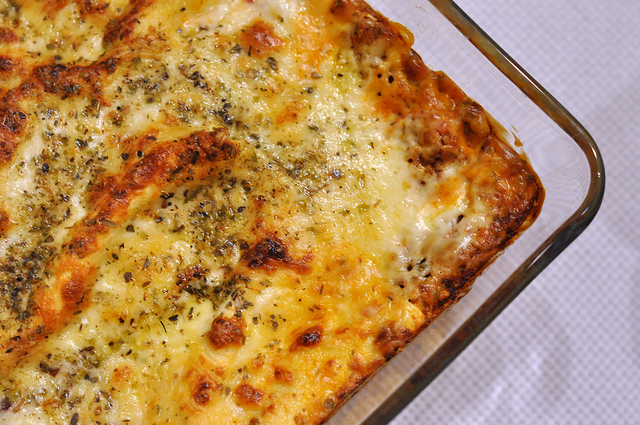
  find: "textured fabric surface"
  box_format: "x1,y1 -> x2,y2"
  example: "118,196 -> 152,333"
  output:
392,1 -> 640,424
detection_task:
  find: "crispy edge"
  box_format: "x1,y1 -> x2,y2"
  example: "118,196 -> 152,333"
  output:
308,1 -> 545,423
330,0 -> 544,316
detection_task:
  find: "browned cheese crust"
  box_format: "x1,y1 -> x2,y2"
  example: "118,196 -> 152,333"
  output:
0,0 -> 542,424
331,0 -> 542,320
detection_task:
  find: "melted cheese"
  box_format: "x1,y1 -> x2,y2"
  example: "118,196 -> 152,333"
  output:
0,0 -> 542,424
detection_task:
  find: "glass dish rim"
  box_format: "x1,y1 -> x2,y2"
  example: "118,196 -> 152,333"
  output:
361,0 -> 606,423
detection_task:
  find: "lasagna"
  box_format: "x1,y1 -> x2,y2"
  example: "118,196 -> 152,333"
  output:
0,0 -> 543,424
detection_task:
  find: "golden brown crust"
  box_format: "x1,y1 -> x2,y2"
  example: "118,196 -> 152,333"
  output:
192,375 -> 222,406
207,316 -> 246,349
290,325 -> 323,352
41,0 -> 72,15
374,324 -> 414,361
0,55 -> 17,75
0,209 -> 10,235
273,366 -> 294,383
78,0 -> 110,15
235,382 -> 265,408
0,129 -> 238,369
0,107 -> 27,165
0,0 -> 543,423
0,27 -> 19,44
330,0 -> 542,323
104,0 -> 154,45
239,20 -> 285,58
33,59 -> 119,100
243,234 -> 311,273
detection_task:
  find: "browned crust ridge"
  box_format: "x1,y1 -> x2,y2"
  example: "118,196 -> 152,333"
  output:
0,129 -> 239,370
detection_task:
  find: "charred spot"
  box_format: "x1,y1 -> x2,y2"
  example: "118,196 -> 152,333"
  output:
273,366 -> 294,383
190,150 -> 200,165
0,27 -> 19,44
35,64 -> 75,95
79,0 -> 110,15
33,58 -> 119,99
244,236 -> 291,269
177,265 -> 207,286
102,57 -> 119,74
185,129 -> 237,162
458,265 -> 476,284
207,316 -> 245,349
0,107 -> 27,163
239,20 -> 285,58
374,324 -> 412,360
440,277 -> 461,301
290,326 -> 323,351
193,376 -> 220,406
0,107 -> 26,134
0,55 -> 17,73
104,0 -> 155,45
176,265 -> 213,297
234,383 -> 264,407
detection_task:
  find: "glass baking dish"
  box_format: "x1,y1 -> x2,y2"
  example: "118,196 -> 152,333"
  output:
326,0 -> 605,424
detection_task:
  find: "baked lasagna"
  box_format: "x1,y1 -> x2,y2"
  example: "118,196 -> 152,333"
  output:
0,0 -> 543,423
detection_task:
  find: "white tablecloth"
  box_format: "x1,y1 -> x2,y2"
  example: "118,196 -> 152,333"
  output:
393,1 -> 640,424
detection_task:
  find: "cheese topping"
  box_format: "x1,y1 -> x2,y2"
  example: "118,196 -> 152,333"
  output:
0,0 -> 542,424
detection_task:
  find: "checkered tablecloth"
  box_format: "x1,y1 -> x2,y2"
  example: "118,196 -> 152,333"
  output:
393,1 -> 640,424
